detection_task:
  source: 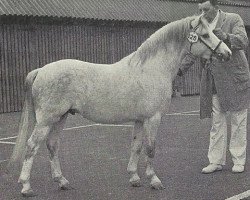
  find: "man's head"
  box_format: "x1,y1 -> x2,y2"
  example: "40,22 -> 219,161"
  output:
198,0 -> 219,23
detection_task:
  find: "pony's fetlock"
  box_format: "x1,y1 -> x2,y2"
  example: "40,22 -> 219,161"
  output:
18,177 -> 28,184
53,175 -> 63,183
145,167 -> 155,180
127,163 -> 138,175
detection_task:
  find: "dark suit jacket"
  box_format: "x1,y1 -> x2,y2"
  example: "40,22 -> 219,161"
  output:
200,10 -> 250,119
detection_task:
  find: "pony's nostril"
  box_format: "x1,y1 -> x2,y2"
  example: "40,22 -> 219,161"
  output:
226,53 -> 231,61
217,53 -> 223,59
223,52 -> 231,62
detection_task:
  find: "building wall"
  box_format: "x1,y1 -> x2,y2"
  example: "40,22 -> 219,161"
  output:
0,16 -> 249,113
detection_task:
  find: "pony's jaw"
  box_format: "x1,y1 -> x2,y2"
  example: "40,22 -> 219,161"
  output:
190,44 -> 211,59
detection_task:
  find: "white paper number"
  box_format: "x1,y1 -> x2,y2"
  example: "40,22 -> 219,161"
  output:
187,32 -> 198,43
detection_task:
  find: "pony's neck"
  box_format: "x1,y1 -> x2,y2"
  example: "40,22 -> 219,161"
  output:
124,17 -> 191,79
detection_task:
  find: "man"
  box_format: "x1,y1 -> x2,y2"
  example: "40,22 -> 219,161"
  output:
196,0 -> 250,174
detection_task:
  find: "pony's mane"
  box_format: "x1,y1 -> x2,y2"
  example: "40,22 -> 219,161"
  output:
127,15 -> 197,67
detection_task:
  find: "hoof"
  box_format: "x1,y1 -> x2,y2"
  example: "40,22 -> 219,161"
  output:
130,179 -> 141,187
60,183 -> 75,190
151,182 -> 165,190
21,189 -> 37,197
129,173 -> 141,187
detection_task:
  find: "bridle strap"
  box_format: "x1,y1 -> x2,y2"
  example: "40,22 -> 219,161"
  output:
198,37 -> 223,54
213,40 -> 223,53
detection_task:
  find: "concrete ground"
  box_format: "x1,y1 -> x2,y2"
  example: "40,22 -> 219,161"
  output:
0,96 -> 250,200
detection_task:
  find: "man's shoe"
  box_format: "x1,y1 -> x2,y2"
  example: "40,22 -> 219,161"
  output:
232,165 -> 244,173
202,164 -> 222,174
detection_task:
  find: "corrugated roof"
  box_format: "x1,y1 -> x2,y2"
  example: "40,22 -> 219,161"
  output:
0,0 -> 190,20
0,0 -> 249,26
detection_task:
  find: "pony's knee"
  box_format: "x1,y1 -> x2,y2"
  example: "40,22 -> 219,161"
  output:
136,146 -> 142,154
131,145 -> 142,155
145,143 -> 155,158
46,139 -> 58,158
132,139 -> 143,154
46,139 -> 57,149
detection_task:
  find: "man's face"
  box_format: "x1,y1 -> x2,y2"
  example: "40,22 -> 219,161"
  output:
198,1 -> 218,23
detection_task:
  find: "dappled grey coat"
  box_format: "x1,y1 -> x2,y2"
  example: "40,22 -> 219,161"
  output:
200,10 -> 250,119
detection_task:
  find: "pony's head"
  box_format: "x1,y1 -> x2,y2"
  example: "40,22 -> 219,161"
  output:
129,14 -> 232,68
187,15 -> 231,61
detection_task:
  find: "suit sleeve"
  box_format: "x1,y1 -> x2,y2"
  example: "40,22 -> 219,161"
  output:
177,51 -> 196,76
227,14 -> 249,50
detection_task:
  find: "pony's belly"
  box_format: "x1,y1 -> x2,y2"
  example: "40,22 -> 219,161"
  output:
80,109 -> 137,124
77,97 -> 168,124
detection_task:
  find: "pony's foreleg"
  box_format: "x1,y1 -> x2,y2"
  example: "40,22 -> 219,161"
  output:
46,114 -> 71,190
127,121 -> 143,187
18,124 -> 51,197
144,112 -> 164,190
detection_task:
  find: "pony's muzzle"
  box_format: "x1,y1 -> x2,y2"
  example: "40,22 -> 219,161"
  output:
224,51 -> 232,61
223,49 -> 232,61
216,51 -> 231,62
217,43 -> 232,61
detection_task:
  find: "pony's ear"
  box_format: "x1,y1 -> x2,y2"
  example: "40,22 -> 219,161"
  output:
190,19 -> 195,29
190,15 -> 202,30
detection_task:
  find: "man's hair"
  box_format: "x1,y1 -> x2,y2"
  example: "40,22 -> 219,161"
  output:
198,0 -> 218,6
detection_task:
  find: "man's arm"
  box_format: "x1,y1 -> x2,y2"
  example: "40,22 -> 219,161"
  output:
213,14 -> 248,50
177,51 -> 197,76
225,14 -> 248,50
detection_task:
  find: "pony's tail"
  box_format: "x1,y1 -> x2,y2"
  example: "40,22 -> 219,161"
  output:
6,69 -> 39,174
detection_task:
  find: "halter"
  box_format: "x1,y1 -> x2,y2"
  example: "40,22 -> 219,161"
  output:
187,18 -> 223,59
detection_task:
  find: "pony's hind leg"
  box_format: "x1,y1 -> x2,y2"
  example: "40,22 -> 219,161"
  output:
144,112 -> 164,190
46,114 -> 71,190
18,124 -> 51,197
127,121 -> 143,187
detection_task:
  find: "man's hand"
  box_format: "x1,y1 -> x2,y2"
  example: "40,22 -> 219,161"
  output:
213,28 -> 228,41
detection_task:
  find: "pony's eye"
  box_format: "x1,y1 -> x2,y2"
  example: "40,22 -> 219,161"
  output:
202,34 -> 209,38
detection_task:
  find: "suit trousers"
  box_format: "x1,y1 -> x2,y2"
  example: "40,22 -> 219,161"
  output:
208,95 -> 248,165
